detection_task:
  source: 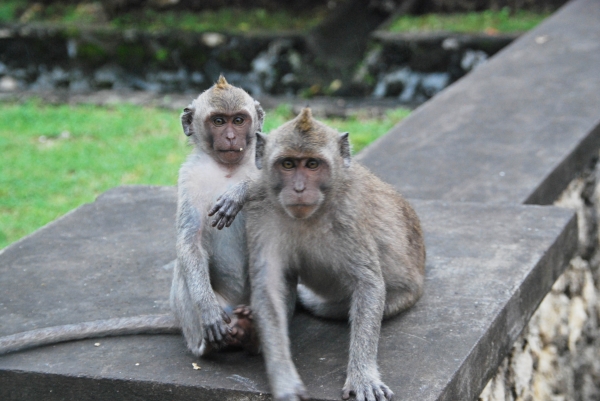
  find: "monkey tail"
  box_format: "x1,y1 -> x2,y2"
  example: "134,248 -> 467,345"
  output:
0,314 -> 180,356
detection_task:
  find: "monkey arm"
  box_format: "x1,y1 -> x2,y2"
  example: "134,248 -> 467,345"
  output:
250,247 -> 308,401
208,179 -> 252,230
176,201 -> 231,348
343,265 -> 394,401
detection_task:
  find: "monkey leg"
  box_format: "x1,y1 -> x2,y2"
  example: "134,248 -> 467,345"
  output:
382,280 -> 424,319
170,264 -> 215,357
297,284 -> 350,320
342,269 -> 394,401
250,250 -> 309,401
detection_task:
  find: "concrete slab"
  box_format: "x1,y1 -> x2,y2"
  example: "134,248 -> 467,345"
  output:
357,0 -> 600,205
0,186 -> 577,401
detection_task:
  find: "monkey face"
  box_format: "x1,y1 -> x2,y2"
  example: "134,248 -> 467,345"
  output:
205,112 -> 253,165
274,157 -> 331,219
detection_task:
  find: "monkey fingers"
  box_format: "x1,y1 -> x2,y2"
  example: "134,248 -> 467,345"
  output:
208,194 -> 243,230
202,309 -> 232,348
233,305 -> 252,317
207,198 -> 226,218
228,305 -> 260,354
220,308 -> 232,325
275,384 -> 310,401
342,381 -> 394,401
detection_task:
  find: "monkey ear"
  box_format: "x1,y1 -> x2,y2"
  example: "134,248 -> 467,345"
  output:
181,107 -> 195,137
255,132 -> 267,170
339,132 -> 352,168
254,100 -> 265,132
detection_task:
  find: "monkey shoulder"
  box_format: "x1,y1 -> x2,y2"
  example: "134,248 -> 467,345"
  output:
344,163 -> 423,250
350,163 -> 414,210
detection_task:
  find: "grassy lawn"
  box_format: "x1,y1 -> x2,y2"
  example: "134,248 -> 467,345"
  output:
0,0 -> 324,32
1,1 -> 548,34
0,101 -> 409,249
388,8 -> 550,33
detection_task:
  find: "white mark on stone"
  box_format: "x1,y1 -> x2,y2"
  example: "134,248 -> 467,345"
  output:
228,374 -> 258,391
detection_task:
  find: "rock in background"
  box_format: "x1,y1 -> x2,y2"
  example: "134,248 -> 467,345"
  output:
0,23 -> 516,104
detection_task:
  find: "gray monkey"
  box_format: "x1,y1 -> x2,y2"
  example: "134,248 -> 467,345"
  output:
0,76 -> 263,357
210,108 -> 426,401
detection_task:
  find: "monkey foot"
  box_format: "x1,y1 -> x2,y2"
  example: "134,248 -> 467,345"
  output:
227,305 -> 261,354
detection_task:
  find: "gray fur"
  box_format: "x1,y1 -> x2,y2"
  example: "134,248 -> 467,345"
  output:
171,78 -> 264,356
212,108 -> 425,401
0,78 -> 265,357
0,315 -> 178,356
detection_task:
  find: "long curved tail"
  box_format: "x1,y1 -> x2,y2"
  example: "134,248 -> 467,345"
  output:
0,314 -> 180,355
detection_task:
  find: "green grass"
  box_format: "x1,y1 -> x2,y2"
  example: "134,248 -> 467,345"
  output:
388,8 -> 550,33
111,8 -> 324,33
1,0 -> 323,33
0,101 -> 409,249
3,1 -> 548,34
0,0 -> 25,22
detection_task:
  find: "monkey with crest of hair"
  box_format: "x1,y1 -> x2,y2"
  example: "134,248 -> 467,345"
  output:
172,74 -> 265,356
0,76 -> 263,357
209,108 -> 426,401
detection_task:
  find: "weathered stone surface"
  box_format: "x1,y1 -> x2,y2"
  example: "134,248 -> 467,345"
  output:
358,0 -> 600,205
479,157 -> 600,401
0,186 -> 577,401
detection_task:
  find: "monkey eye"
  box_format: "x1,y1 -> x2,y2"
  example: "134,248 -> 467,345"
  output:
212,117 -> 226,126
233,116 -> 245,125
281,159 -> 295,169
306,159 -> 320,169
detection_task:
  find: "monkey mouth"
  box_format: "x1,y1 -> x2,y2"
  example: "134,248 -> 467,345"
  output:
216,148 -> 246,164
285,204 -> 319,219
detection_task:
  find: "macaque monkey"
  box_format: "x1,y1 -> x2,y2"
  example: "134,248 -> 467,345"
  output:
0,76 -> 263,357
210,108 -> 426,401
171,74 -> 264,356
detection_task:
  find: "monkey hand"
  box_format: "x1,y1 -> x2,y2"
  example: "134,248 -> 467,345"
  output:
208,192 -> 244,230
201,306 -> 232,348
229,305 -> 261,354
342,375 -> 394,401
274,380 -> 309,401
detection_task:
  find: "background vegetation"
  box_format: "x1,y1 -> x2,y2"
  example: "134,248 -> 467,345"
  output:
0,0 -> 549,34
0,0 -> 552,248
387,8 -> 550,33
0,102 -> 409,249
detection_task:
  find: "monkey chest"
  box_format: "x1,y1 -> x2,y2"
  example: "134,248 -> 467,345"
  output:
294,248 -> 354,297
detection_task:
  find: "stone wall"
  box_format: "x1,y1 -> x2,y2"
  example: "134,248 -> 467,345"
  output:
479,155 -> 600,401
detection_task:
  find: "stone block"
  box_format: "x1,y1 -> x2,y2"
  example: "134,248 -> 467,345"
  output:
358,0 -> 600,205
0,186 -> 577,401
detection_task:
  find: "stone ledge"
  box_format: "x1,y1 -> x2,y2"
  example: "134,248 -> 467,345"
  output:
358,0 -> 600,205
0,186 -> 577,401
